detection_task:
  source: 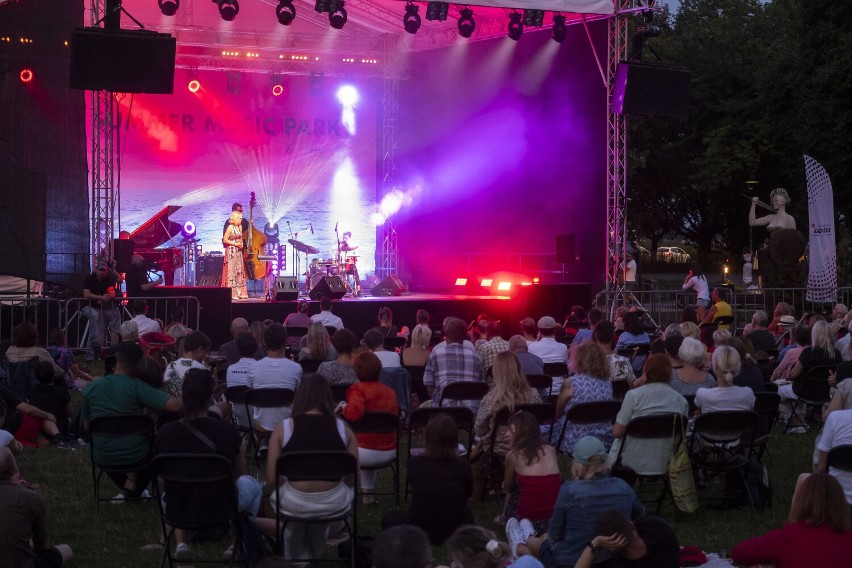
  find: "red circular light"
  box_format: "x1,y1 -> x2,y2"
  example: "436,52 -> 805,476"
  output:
19,69 -> 33,83
187,79 -> 200,93
271,84 -> 284,96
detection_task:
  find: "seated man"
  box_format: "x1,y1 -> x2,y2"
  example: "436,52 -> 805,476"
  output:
247,324 -> 302,433
27,361 -> 72,436
154,368 -> 265,561
0,446 -> 73,567
816,408 -> 852,505
573,509 -> 679,568
363,329 -> 401,368
163,331 -> 212,399
219,318 -> 264,366
82,341 -> 182,499
424,318 -> 484,409
129,300 -> 162,335
528,317 -> 568,365
225,331 -> 258,427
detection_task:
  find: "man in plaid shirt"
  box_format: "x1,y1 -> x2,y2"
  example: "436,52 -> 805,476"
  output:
424,318 -> 484,408
476,321 -> 509,378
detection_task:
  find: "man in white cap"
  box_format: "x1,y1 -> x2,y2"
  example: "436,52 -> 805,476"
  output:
528,316 -> 568,364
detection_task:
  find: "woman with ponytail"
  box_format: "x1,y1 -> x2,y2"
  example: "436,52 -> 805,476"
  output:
694,345 -> 755,414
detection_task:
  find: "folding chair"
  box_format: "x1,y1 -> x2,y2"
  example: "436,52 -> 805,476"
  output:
525,374 -> 553,397
3,356 -> 39,399
402,365 -> 428,406
345,412 -> 400,506
244,388 -> 295,466
555,400 -> 622,454
749,391 -> 781,463
330,383 -> 350,404
784,365 -> 835,433
299,359 -> 322,373
688,410 -> 760,512
438,381 -> 488,408
324,326 -> 338,338
542,362 -> 568,380
611,413 -> 686,513
383,337 -> 406,351
88,414 -> 155,511
683,395 -> 698,417
153,453 -> 246,567
483,403 -> 556,494
827,445 -> 852,472
611,380 -> 630,402
273,450 -> 358,566
224,385 -> 253,454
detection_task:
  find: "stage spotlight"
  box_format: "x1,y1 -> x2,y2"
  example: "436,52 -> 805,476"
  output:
187,79 -> 201,93
215,0 -> 239,21
457,8 -> 475,38
425,1 -> 448,21
264,222 -> 280,245
314,0 -> 330,12
272,84 -> 284,96
328,0 -> 347,29
497,281 -> 512,292
276,0 -> 296,25
523,9 -> 544,27
158,0 -> 179,16
19,68 -> 33,83
507,12 -> 523,41
336,84 -> 358,107
552,14 -> 567,44
454,277 -> 468,286
181,221 -> 197,239
635,23 -> 662,37
403,2 -> 421,34
480,278 -> 493,287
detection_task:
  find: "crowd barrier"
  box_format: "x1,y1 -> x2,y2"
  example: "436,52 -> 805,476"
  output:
0,296 -> 63,345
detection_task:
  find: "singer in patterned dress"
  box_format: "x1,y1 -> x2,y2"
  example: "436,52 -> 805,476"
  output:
222,210 -> 248,300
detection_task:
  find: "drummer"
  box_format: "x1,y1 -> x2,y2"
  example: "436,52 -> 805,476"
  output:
338,231 -> 361,296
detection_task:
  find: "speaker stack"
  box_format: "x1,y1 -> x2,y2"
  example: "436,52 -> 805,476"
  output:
371,275 -> 406,297
274,276 -> 299,301
308,276 -> 347,300
196,254 -> 224,287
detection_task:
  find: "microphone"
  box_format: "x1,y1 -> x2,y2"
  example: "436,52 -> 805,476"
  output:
310,223 -> 314,234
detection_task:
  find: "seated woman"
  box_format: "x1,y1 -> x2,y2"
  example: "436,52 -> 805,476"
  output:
46,328 -> 93,390
669,337 -> 715,396
372,306 -> 400,338
608,355 -> 689,476
266,374 -> 359,562
732,473 -> 852,567
317,328 -> 358,386
339,352 -> 399,501
543,342 -> 614,454
299,322 -> 337,362
407,413 -> 473,544
694,345 -> 755,414
447,525 -> 544,568
594,322 -> 635,385
615,313 -> 650,368
771,324 -> 811,383
5,323 -> 64,397
501,411 -> 561,532
515,436 -> 644,568
401,325 -> 431,367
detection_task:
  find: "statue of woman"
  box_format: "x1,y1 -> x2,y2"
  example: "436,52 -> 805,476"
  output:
749,187 -> 796,232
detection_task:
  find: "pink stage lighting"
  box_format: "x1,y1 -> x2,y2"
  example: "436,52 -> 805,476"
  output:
271,84 -> 284,96
19,69 -> 33,83
187,79 -> 201,93
480,278 -> 493,287
454,278 -> 468,286
497,281 -> 512,291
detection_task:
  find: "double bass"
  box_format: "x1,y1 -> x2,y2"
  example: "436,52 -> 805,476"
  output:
243,192 -> 268,281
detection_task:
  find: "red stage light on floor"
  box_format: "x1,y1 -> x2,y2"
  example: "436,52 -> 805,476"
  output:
497,281 -> 512,291
454,278 -> 468,286
480,278 -> 493,287
19,69 -> 33,83
271,84 -> 284,96
187,79 -> 201,93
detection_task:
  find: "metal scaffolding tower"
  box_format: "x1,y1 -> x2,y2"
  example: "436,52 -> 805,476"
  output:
377,33 -> 401,280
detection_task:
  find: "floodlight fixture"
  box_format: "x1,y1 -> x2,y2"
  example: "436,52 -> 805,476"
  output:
187,79 -> 201,92
523,9 -> 544,27
214,0 -> 239,21
158,0 -> 179,16
315,0 -> 330,11
19,68 -> 33,83
635,24 -> 662,37
276,0 -> 296,25
552,14 -> 567,43
328,0 -> 347,29
457,8 -> 475,38
507,11 -> 523,41
403,2 -> 421,34
425,1 -> 448,21
181,221 -> 197,239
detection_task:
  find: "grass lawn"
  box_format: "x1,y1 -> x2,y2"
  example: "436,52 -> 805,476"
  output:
14,394 -> 817,568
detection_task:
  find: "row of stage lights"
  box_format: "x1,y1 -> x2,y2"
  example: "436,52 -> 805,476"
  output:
219,51 -> 379,64
156,0 -> 569,43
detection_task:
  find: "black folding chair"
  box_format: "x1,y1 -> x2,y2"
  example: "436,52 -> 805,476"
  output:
224,385 -> 253,454
542,362 -> 569,380
827,445 -> 852,472
555,400 -> 622,455
612,413 -> 686,513
244,388 -> 295,466
153,453 -> 246,567
330,383 -> 350,403
88,414 -> 156,511
611,380 -> 630,402
526,374 -> 553,397
688,410 -> 760,512
383,337 -> 407,351
683,395 -> 698,417
286,327 -> 309,340
784,364 -> 836,433
438,381 -> 488,407
405,407 -> 474,498
345,412 -> 400,506
484,403 -> 556,494
299,359 -> 322,373
2,356 -> 38,399
273,450 -> 358,565
403,365 -> 428,406
749,391 -> 781,463
324,326 -> 338,338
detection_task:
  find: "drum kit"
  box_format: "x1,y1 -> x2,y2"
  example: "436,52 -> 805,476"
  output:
287,238 -> 360,296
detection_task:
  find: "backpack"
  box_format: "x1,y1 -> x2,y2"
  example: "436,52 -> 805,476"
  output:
237,512 -> 275,567
727,459 -> 772,511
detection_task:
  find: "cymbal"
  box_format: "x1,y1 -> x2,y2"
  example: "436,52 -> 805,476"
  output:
288,239 -> 319,255
338,243 -> 359,251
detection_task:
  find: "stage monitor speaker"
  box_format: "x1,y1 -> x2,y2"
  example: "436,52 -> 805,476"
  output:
69,28 -> 176,94
371,275 -> 406,297
612,61 -> 691,118
196,254 -> 224,287
113,239 -> 134,273
274,276 -> 299,301
555,234 -> 576,264
309,276 -> 346,300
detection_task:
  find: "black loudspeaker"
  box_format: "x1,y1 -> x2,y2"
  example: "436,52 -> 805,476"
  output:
113,239 -> 135,273
371,275 -> 406,297
555,234 -> 576,264
612,61 -> 691,118
309,276 -> 346,300
196,255 -> 224,287
274,276 -> 299,301
69,28 -> 176,94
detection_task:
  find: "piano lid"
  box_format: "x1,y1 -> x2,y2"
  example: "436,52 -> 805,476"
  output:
128,205 -> 183,249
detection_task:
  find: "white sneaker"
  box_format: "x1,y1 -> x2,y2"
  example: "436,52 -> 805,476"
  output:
787,426 -> 807,434
174,542 -> 193,561
110,491 -> 126,505
505,518 -> 526,558
519,518 -> 537,541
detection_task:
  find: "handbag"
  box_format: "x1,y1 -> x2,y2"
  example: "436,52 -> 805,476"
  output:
668,415 -> 699,513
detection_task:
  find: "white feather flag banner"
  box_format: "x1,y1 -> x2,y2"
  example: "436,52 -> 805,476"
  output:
804,155 -> 837,303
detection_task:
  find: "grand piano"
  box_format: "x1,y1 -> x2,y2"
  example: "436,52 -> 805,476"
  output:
128,205 -> 184,285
